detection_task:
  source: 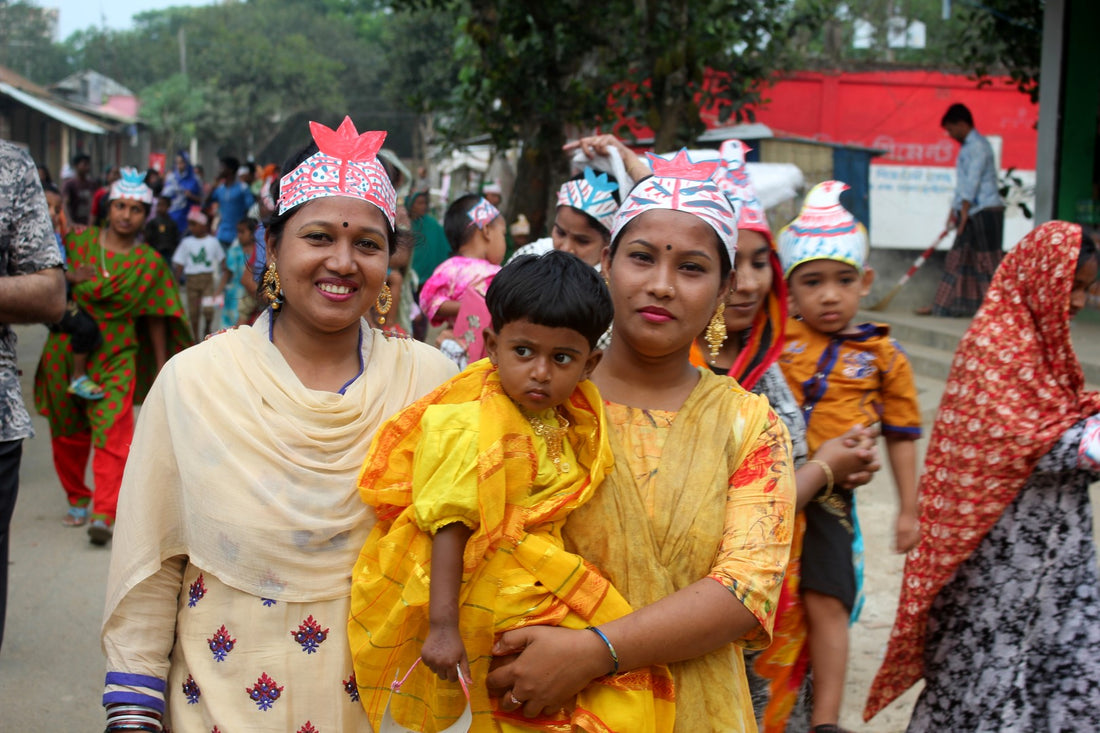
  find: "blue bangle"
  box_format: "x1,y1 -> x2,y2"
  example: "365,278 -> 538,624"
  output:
586,625 -> 620,676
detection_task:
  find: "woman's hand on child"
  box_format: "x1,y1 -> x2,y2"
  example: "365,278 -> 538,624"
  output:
895,510 -> 920,554
815,425 -> 881,490
422,624 -> 471,683
487,625 -> 607,717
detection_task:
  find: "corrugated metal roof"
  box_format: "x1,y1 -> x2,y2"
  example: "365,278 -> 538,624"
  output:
0,82 -> 107,135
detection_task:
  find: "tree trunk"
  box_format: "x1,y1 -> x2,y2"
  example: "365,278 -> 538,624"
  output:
510,122 -> 568,239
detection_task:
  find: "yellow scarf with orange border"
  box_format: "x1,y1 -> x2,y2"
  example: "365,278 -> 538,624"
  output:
348,359 -> 674,733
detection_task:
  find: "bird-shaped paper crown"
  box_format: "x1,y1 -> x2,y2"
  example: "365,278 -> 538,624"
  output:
556,167 -> 620,233
277,116 -> 396,228
109,167 -> 154,205
611,149 -> 738,269
777,180 -> 868,278
714,140 -> 772,243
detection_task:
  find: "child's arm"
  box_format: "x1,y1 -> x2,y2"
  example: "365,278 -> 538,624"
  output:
241,266 -> 258,296
146,315 -> 168,373
423,522 -> 473,683
434,299 -> 461,325
886,436 -> 919,553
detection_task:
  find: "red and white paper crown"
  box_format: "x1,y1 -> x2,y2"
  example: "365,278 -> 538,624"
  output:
278,116 -> 397,229
611,149 -> 738,268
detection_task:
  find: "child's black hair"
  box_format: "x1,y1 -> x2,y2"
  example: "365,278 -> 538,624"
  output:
485,250 -> 613,350
238,216 -> 259,233
443,193 -> 487,254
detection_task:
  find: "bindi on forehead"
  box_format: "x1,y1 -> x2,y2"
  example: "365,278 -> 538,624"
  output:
342,221 -> 349,228
666,244 -> 672,251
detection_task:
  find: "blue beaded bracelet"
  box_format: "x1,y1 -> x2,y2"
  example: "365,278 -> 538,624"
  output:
586,625 -> 620,676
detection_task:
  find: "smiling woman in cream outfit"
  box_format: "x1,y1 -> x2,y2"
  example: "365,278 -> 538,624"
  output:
98,117 -> 456,733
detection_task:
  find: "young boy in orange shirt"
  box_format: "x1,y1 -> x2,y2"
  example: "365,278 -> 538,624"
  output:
777,181 -> 922,733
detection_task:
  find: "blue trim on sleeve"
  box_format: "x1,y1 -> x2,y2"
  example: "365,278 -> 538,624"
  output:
105,672 -> 166,692
102,691 -> 166,713
883,424 -> 922,438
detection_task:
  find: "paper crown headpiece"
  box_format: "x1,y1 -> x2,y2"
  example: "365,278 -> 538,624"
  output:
109,167 -> 154,206
556,167 -> 620,233
186,206 -> 208,225
466,197 -> 501,230
777,180 -> 868,278
714,140 -> 772,243
611,149 -> 738,269
510,213 -> 531,236
277,116 -> 397,229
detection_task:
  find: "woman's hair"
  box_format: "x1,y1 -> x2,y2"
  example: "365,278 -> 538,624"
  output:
485,251 -> 613,350
443,193 -> 485,254
1078,224 -> 1100,270
608,208 -> 733,282
563,207 -> 612,242
263,142 -> 398,255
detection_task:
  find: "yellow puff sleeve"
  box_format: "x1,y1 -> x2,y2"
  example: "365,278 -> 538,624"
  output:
411,402 -> 482,534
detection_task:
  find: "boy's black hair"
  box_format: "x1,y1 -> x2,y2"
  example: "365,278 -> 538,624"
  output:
238,216 -> 259,233
940,103 -> 974,128
71,152 -> 91,166
485,250 -> 613,350
443,193 -> 486,254
157,194 -> 172,203
221,156 -> 241,173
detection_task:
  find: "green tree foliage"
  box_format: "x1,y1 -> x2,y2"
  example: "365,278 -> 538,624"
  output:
384,1 -> 816,232
21,0 -> 389,157
790,0 -> 1041,100
606,0 -> 801,151
950,0 -> 1042,102
0,1 -> 70,84
138,73 -> 204,148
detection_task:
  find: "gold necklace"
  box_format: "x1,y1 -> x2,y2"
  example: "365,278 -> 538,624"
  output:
526,410 -> 571,474
98,230 -> 111,278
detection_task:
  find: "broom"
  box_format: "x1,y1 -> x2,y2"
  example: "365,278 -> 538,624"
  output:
869,229 -> 950,311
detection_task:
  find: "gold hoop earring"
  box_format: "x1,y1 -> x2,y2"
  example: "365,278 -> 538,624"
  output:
261,261 -> 284,312
375,283 -> 392,324
706,302 -> 727,363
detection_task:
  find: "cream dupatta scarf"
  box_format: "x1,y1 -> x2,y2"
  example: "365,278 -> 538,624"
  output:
104,311 -> 456,621
564,369 -> 788,731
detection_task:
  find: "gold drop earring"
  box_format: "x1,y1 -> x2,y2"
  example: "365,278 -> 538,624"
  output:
375,284 -> 392,324
706,302 -> 727,363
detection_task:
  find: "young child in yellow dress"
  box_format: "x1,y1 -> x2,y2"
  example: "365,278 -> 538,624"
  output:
349,250 -> 674,733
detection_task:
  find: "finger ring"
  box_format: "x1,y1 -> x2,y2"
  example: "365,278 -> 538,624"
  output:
509,691 -> 522,706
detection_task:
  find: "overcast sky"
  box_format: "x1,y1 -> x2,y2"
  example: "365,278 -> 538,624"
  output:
47,0 -> 216,40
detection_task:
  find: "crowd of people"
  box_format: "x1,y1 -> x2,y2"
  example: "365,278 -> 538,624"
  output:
0,99 -> 1097,733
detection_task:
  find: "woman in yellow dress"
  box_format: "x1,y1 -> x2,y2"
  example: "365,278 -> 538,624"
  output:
486,151 -> 798,732
349,251 -> 674,732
